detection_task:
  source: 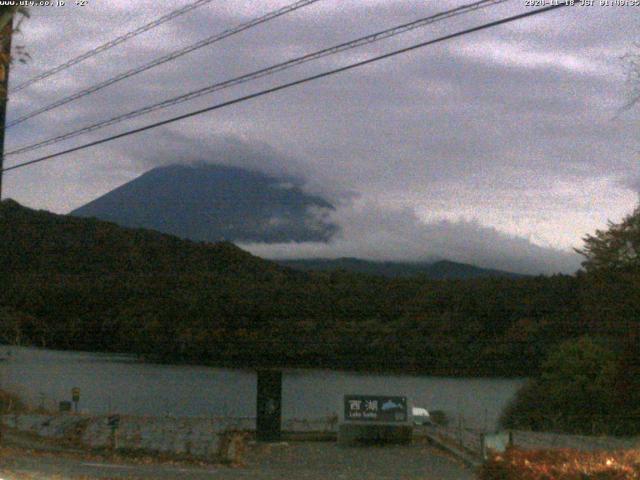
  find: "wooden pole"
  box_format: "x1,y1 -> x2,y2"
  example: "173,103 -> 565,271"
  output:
0,13 -> 13,200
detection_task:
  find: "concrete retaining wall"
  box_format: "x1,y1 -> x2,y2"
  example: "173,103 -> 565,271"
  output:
337,424 -> 412,445
1,414 -> 338,458
2,413 -> 254,459
429,424 -> 640,458
510,430 -> 640,452
282,417 -> 337,433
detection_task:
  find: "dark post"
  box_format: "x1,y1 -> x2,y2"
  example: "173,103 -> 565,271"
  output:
0,14 -> 12,199
108,414 -> 120,450
256,370 -> 282,441
72,387 -> 80,413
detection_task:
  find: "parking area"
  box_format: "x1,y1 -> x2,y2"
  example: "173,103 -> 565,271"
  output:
0,438 -> 476,480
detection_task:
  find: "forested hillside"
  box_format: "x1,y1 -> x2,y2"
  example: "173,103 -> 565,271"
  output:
276,258 -> 523,279
0,199 -> 635,376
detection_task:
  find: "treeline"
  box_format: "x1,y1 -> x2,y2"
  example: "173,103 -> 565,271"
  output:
0,199 -> 636,377
500,204 -> 640,436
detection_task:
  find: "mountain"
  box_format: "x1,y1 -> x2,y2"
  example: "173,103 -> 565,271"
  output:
0,198 -> 285,277
71,164 -> 338,243
276,258 -> 524,279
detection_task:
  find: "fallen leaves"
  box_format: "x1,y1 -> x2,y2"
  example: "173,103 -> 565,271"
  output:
479,448 -> 640,480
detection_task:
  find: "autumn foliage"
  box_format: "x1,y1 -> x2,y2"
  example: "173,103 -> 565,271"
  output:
479,448 -> 640,480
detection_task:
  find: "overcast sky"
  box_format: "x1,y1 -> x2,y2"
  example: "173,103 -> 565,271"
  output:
3,0 -> 639,274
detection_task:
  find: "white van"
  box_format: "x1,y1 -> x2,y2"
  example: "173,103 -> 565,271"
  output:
411,407 -> 432,425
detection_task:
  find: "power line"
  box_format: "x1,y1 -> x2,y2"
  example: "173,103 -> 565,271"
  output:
6,0 -> 323,129
9,0 -> 216,94
1,3 -> 570,174
5,0 -> 511,157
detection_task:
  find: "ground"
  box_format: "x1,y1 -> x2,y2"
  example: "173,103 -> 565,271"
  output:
0,437 -> 476,479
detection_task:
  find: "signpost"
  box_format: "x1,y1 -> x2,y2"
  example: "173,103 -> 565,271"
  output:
71,387 -> 80,413
108,414 -> 120,450
256,370 -> 282,442
339,394 -> 412,445
344,395 -> 408,422
107,414 -> 120,429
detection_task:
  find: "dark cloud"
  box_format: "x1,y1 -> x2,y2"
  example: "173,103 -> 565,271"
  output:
105,129 -> 356,203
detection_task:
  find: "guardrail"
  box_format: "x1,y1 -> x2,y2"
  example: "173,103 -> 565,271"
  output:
422,423 -> 640,467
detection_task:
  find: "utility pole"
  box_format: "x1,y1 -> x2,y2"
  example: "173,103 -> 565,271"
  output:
0,10 -> 13,200
0,15 -> 11,450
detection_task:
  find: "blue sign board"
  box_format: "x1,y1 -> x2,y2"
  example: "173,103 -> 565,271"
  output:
344,395 -> 407,422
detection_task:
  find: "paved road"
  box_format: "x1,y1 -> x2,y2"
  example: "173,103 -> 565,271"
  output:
0,440 -> 476,479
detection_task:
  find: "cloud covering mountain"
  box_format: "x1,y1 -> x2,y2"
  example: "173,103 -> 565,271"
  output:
72,163 -> 338,243
242,197 -> 582,275
72,136 -> 581,274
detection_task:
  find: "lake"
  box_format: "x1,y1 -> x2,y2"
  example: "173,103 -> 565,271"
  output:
0,346 -> 524,430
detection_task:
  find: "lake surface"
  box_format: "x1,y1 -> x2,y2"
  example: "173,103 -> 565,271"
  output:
0,346 -> 524,430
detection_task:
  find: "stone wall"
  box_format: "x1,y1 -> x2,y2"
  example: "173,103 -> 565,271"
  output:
1,413 -> 339,459
2,413 -> 254,459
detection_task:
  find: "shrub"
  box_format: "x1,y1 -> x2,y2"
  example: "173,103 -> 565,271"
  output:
500,337 -> 619,435
0,389 -> 27,414
478,448 -> 640,480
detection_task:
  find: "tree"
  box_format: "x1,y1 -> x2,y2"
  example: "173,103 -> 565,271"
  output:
575,204 -> 640,273
610,328 -> 640,435
500,337 -> 618,435
0,5 -> 30,89
0,6 -> 27,30
0,6 -> 28,198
